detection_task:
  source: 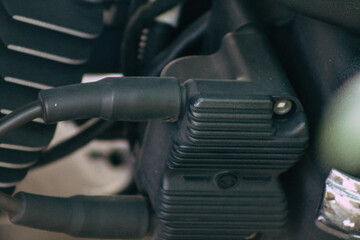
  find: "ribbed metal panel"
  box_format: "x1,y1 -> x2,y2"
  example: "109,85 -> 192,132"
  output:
156,95 -> 307,240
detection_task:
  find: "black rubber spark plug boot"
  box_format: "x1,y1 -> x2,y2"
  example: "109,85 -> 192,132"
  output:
10,192 -> 150,239
38,77 -> 183,123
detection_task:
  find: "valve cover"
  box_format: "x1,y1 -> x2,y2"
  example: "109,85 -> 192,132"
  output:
136,29 -> 309,240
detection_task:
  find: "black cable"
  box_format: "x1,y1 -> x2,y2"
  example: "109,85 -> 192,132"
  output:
34,119 -> 115,168
128,0 -> 147,17
0,76 -> 181,154
0,77 -> 183,238
0,191 -> 20,214
39,77 -> 181,123
147,11 -> 210,76
121,0 -> 183,76
0,101 -> 43,138
0,77 -> 181,168
138,22 -> 177,75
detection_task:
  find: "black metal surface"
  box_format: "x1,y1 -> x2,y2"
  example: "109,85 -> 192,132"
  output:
272,15 -> 360,240
0,43 -> 84,88
2,0 -> 103,39
0,3 -> 93,65
0,0 -> 103,192
0,0 -> 359,238
274,0 -> 360,33
203,0 -> 254,54
146,12 -> 210,76
136,30 -> 308,240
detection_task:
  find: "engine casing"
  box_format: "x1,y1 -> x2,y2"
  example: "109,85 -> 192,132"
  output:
136,30 -> 308,240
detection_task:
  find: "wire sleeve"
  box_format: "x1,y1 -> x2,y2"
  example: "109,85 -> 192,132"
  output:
0,191 -> 20,214
38,77 -> 182,123
10,192 -> 150,239
0,101 -> 43,138
34,119 -> 114,168
147,12 -> 210,76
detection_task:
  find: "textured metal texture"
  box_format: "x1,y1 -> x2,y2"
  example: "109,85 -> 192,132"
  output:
0,0 -> 103,192
154,82 -> 307,240
137,30 -> 309,240
2,0 -> 103,39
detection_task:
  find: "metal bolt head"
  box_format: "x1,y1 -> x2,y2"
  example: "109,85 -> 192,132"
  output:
216,172 -> 238,189
274,100 -> 293,115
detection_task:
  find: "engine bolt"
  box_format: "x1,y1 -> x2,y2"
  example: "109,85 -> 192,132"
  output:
274,99 -> 293,115
216,172 -> 238,189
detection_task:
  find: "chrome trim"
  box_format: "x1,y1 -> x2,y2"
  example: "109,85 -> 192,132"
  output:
317,169 -> 360,239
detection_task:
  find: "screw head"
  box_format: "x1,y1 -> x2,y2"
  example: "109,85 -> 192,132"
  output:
274,100 -> 293,115
216,172 -> 238,189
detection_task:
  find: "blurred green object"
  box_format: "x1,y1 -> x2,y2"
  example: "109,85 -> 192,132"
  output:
318,73 -> 360,176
